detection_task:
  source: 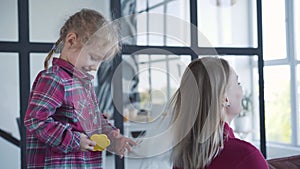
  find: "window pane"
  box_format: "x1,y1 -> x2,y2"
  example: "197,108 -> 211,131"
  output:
201,56 -> 260,144
30,53 -> 47,85
121,55 -> 190,120
297,65 -> 300,145
0,0 -> 18,41
114,55 -> 190,167
264,66 -> 291,144
295,0 -> 300,60
198,0 -> 257,47
262,0 -> 286,60
221,56 -> 258,138
122,0 -> 190,46
244,58 -> 295,159
0,53 -> 20,169
0,53 -> 20,136
195,56 -> 263,153
29,0 -> 111,42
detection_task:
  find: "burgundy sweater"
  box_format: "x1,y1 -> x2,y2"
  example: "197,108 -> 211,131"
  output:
173,123 -> 269,169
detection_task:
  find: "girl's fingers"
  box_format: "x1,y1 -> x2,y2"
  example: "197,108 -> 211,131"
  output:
80,133 -> 97,151
84,140 -> 96,151
86,145 -> 95,151
86,139 -> 96,151
124,143 -> 132,152
120,138 -> 137,152
112,129 -> 120,138
89,140 -> 96,146
118,148 -> 126,159
117,139 -> 135,155
126,138 -> 137,146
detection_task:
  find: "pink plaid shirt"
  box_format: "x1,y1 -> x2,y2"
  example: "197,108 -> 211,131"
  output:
24,58 -> 116,169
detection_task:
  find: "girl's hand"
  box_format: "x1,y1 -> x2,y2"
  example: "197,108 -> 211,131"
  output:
112,129 -> 137,159
80,133 -> 96,151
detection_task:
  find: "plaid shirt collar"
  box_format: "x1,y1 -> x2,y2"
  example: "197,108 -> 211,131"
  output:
52,57 -> 94,81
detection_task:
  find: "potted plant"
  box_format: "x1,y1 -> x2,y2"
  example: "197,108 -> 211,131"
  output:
234,91 -> 252,133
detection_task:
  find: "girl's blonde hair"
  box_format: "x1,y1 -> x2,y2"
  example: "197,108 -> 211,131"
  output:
44,8 -> 120,69
170,57 -> 230,169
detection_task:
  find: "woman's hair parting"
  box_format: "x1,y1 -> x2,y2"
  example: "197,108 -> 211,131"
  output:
44,8 -> 121,69
170,57 -> 230,169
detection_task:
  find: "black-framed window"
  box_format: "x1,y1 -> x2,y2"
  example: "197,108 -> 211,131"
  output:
0,0 -> 274,169
115,0 -> 265,168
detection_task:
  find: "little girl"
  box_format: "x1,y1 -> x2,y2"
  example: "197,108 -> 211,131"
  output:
24,8 -> 136,169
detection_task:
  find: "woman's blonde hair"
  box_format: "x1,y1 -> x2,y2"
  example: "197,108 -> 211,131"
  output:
170,57 -> 230,169
44,8 -> 121,69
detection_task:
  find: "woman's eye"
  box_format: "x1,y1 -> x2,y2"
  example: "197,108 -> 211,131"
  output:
238,82 -> 241,85
91,56 -> 98,61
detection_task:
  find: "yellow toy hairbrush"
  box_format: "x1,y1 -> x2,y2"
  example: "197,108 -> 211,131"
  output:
90,134 -> 111,151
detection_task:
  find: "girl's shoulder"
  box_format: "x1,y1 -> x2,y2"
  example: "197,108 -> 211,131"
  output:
41,65 -> 73,81
31,66 -> 70,89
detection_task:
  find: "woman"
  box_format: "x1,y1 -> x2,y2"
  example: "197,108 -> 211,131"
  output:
170,57 -> 268,169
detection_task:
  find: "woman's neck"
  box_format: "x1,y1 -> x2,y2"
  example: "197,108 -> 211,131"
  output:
224,114 -> 235,124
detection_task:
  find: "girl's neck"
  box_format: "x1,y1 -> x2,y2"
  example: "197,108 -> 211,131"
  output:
60,55 -> 69,62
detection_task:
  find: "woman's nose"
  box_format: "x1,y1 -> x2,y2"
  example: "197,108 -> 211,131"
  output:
90,62 -> 102,71
90,65 -> 98,71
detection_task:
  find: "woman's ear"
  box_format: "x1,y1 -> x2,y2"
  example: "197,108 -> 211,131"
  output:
222,97 -> 230,108
225,97 -> 230,107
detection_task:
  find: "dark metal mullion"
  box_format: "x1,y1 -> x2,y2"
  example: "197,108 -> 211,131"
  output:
18,0 -> 30,168
190,0 -> 198,60
137,0 -> 175,14
25,43 -> 52,52
145,0 -> 153,107
146,0 -> 149,45
19,50 -> 30,169
163,0 -> 167,46
163,0 -> 171,100
112,54 -> 125,169
196,47 -> 260,55
0,42 -> 21,52
110,0 -> 125,169
0,42 -> 53,53
256,0 -> 267,158
123,45 -> 260,55
139,57 -> 180,64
